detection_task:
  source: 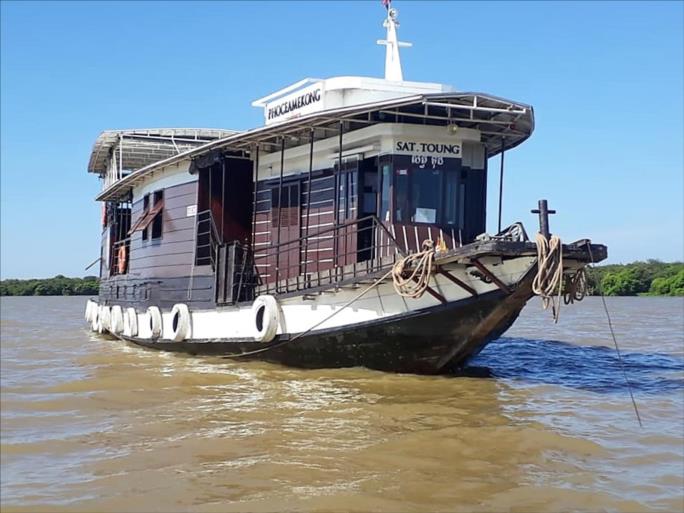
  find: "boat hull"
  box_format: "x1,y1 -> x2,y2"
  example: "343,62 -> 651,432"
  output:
120,277 -> 534,374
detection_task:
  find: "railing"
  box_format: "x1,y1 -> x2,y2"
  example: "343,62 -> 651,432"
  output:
215,241 -> 257,305
194,209 -> 408,302
248,215 -> 404,297
195,209 -> 221,269
110,238 -> 131,276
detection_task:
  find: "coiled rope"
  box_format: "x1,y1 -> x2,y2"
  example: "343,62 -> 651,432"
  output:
392,240 -> 436,299
532,232 -> 564,322
563,267 -> 587,305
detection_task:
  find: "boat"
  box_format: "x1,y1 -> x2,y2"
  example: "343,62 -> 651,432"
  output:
84,1 -> 606,374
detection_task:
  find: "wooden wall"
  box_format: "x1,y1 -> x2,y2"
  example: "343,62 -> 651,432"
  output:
100,180 -> 215,310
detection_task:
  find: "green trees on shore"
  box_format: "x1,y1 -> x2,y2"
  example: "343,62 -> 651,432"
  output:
586,260 -> 683,296
0,275 -> 99,296
1,261 -> 682,297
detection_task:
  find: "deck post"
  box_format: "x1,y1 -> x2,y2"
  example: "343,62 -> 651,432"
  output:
497,137 -> 505,233
334,121 -> 344,269
303,128 -> 314,285
275,137 -> 285,289
531,199 -> 556,240
250,144 -> 259,249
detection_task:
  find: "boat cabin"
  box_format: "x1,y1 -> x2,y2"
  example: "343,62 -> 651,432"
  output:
89,7 -> 534,311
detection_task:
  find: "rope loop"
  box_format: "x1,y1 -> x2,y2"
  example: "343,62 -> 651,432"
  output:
392,239 -> 436,299
532,232 -> 564,322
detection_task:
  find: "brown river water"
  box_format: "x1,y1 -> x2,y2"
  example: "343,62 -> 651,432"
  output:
1,296 -> 683,512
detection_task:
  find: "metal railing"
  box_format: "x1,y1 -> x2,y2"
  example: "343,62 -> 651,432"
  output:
194,209 -> 221,269
110,238 -> 131,276
249,215 -> 404,297
194,209 -> 406,302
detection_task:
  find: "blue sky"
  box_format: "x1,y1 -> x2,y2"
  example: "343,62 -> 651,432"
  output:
1,0 -> 682,279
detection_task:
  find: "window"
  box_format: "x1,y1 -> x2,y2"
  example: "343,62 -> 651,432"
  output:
151,190 -> 164,239
379,162 -> 391,222
271,183 -> 299,228
128,190 -> 164,241
391,156 -> 464,226
395,167 -> 442,225
142,195 -> 150,241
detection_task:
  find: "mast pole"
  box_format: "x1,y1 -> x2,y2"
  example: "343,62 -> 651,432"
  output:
377,0 -> 412,81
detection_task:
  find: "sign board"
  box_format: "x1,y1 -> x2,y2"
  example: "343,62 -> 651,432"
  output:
186,205 -> 197,217
264,82 -> 324,125
394,140 -> 462,158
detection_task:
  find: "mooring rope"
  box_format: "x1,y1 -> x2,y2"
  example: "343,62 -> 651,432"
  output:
563,266 -> 587,305
532,232 -> 564,322
220,268 -> 395,359
391,240 -> 436,299
585,243 -> 643,428
221,241 -> 440,359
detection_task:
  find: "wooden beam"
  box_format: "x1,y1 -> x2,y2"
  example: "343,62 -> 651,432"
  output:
436,266 -> 478,297
471,259 -> 511,294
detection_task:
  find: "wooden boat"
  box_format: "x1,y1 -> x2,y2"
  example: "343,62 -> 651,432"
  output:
84,2 -> 606,373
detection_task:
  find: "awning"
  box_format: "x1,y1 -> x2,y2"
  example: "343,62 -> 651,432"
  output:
97,92 -> 534,202
88,128 -> 239,175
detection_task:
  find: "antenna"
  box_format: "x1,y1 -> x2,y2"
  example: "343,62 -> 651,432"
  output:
376,0 -> 412,81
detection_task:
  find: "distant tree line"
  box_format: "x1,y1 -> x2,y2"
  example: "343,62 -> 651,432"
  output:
0,275 -> 99,296
586,260 -> 683,296
1,261 -> 682,297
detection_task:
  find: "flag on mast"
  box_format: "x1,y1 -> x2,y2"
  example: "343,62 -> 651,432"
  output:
382,0 -> 391,10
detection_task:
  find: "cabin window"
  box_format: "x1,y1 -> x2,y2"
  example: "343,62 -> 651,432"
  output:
151,190 -> 164,239
142,195 -> 150,241
128,190 -> 164,241
392,157 -> 463,227
379,162 -> 392,222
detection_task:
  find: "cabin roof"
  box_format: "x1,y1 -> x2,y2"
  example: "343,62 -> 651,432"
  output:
95,92 -> 534,202
87,128 -> 239,175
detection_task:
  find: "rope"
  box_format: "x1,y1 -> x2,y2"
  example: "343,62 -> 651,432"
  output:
532,232 -> 564,322
392,240 -> 436,299
221,239 -> 438,359
563,267 -> 587,305
220,268 -> 394,359
586,244 -> 643,428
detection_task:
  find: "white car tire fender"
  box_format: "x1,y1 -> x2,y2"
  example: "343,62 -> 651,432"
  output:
170,304 -> 191,342
98,306 -> 111,334
125,307 -> 138,337
90,305 -> 100,332
252,295 -> 280,342
148,306 -> 162,339
110,305 -> 124,335
85,300 -> 95,322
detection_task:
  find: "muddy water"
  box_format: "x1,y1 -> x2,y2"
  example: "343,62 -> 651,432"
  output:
1,296 -> 682,512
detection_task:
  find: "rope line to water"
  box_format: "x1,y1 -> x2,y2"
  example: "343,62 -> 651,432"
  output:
587,243 -> 643,428
222,241 -> 441,360
221,268 -> 394,359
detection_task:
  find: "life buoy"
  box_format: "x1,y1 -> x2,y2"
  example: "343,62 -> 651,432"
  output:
98,306 -> 111,334
252,295 -> 280,342
110,305 -> 124,335
170,304 -> 191,342
117,245 -> 127,274
147,306 -> 162,339
124,307 -> 138,337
